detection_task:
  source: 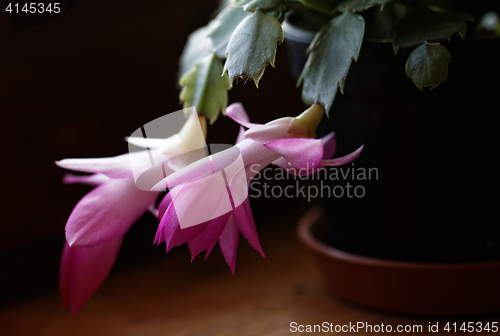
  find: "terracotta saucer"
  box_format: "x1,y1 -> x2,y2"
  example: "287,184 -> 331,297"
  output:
297,207 -> 500,316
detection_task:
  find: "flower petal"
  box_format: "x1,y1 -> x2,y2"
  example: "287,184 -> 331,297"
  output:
321,132 -> 337,160
169,172 -> 233,229
157,192 -> 173,220
264,138 -> 324,170
321,145 -> 364,166
236,126 -> 246,144
66,178 -> 159,247
233,197 -> 264,257
218,213 -> 239,274
273,132 -> 338,176
56,150 -> 165,179
59,237 -> 123,315
188,212 -> 230,260
244,123 -> 292,144
271,133 -> 338,176
239,140 -> 279,179
165,148 -> 208,172
226,103 -> 261,129
155,192 -> 208,251
155,167 -> 234,248
62,173 -> 111,186
59,243 -> 77,309
152,145 -> 241,190
271,157 -> 289,170
126,136 -> 168,149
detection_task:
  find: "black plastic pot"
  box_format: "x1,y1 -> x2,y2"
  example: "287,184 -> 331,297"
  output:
284,13 -> 500,263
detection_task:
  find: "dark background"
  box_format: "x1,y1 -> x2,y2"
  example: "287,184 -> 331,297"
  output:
0,0 -> 305,305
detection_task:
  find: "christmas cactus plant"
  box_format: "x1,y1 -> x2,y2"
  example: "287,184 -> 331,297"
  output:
57,0 -> 499,314
180,0 -> 499,119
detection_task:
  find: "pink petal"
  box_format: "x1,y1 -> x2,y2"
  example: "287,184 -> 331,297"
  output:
239,140 -> 280,179
59,243 -> 77,309
134,159 -> 175,191
244,123 -> 293,144
56,150 -> 164,179
62,173 -> 111,186
66,178 -> 159,247
321,132 -> 337,160
264,138 -> 324,170
151,157 -> 211,190
271,157 -> 289,170
236,126 -> 246,144
157,192 -> 173,220
218,213 -> 240,274
233,198 -> 264,257
268,134 -> 335,174
59,237 -> 123,315
126,136 -> 167,149
264,117 -> 294,126
168,172 -> 232,229
155,170 -> 233,248
188,212 -> 230,260
225,160 -> 250,209
165,148 -> 208,172
321,145 -> 364,166
152,146 -> 241,190
155,195 -> 208,251
225,103 -> 261,129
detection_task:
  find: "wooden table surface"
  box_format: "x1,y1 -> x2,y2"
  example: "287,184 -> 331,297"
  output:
1,206 -> 498,336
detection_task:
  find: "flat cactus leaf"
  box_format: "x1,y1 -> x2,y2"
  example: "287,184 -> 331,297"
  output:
180,1 -> 253,73
179,25 -> 215,79
405,42 -> 451,91
179,54 -> 232,124
298,11 -> 365,115
208,5 -> 252,58
392,9 -> 474,53
223,10 -> 284,87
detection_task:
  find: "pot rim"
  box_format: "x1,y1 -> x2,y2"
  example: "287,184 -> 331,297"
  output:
297,206 -> 500,270
282,16 -> 317,44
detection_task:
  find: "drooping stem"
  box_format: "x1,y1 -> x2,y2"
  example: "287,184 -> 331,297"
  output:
287,103 -> 325,138
296,103 -> 324,131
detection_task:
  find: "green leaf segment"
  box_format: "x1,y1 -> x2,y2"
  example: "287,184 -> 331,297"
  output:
392,9 -> 472,90
208,5 -> 252,58
391,9 -> 474,53
405,42 -> 451,91
178,0 -> 476,122
179,54 -> 232,124
298,10 -> 365,115
223,10 -> 284,86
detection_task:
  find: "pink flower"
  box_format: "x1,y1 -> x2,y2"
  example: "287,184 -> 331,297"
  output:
152,103 -> 363,273
56,111 -> 207,314
60,237 -> 123,316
